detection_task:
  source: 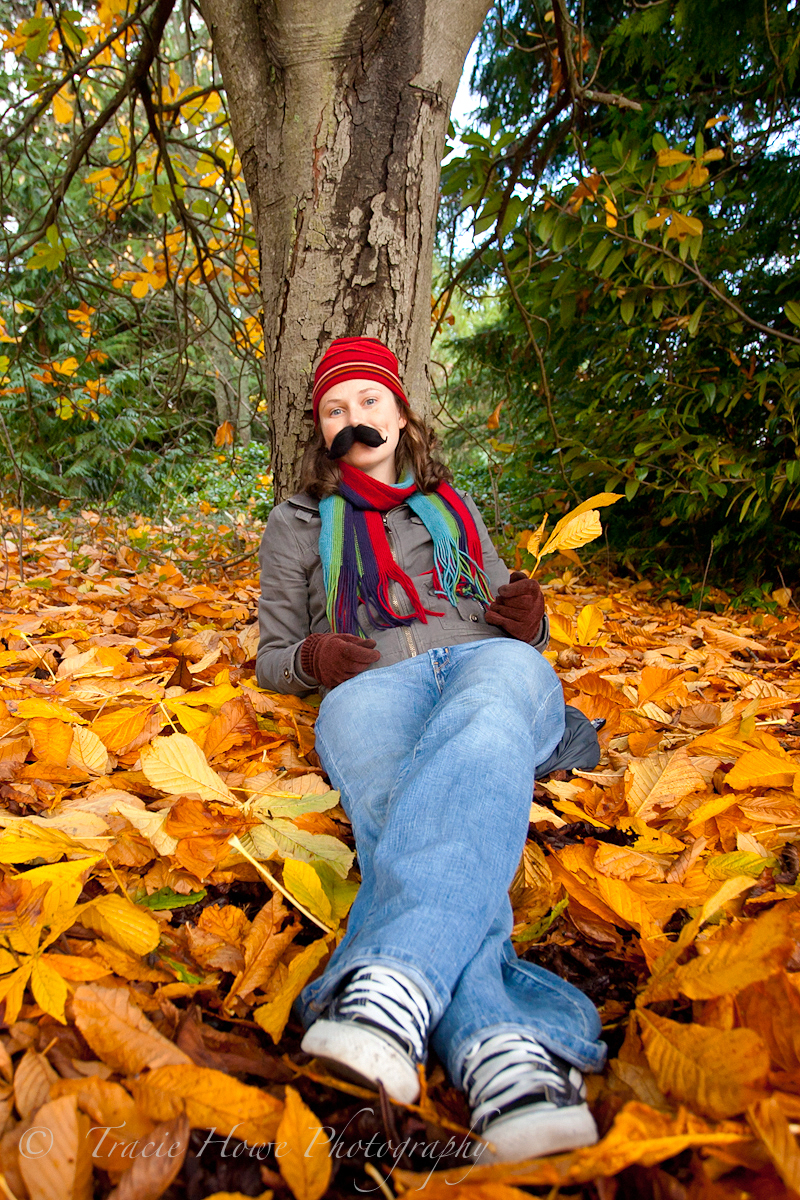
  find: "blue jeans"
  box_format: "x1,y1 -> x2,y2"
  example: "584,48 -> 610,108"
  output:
297,639 -> 606,1086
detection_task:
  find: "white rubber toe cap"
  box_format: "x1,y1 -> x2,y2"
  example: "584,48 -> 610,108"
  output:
301,1019 -> 420,1105
471,1101 -> 598,1165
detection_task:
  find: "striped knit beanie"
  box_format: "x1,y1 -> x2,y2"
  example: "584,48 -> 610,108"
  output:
312,337 -> 409,425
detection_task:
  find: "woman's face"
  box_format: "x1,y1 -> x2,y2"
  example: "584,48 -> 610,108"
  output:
318,377 -> 407,483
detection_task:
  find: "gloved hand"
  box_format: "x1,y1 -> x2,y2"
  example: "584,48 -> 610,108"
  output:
484,571 -> 545,643
300,632 -> 381,689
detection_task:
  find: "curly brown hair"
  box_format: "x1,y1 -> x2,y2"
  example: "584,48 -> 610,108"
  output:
298,400 -> 452,499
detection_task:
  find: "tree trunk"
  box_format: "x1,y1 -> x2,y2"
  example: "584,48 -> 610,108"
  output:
198,0 -> 492,501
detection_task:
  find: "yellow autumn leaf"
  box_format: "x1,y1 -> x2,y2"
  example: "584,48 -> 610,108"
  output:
281,859 -> 333,925
109,799 -> 179,856
657,148 -> 693,166
42,953 -> 111,981
52,87 -> 74,124
542,508 -> 602,557
699,875 -> 756,924
18,1094 -> 92,1200
747,1096 -> 800,1193
625,747 -> 706,822
30,955 -> 69,1023
276,1086 -> 332,1200
28,716 -> 74,765
253,936 -> 330,1044
576,603 -> 605,646
53,355 -> 80,375
15,697 -> 88,724
0,961 -> 33,1024
129,1064 -> 283,1145
91,703 -> 163,752
21,855 -> 102,927
525,512 -> 549,559
79,892 -> 161,957
0,820 -> 93,864
638,1009 -> 769,1118
641,903 -> 794,1004
725,747 -> 799,790
67,723 -> 112,775
665,210 -> 703,240
72,983 -> 192,1074
140,732 -> 235,802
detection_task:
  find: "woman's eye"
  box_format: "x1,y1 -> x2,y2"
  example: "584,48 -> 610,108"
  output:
363,396 -> 377,405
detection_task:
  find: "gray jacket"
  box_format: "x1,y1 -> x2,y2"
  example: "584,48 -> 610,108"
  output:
255,490 -> 549,695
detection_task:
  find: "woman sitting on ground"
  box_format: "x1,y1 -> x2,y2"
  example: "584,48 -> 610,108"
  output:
255,336 -> 606,1164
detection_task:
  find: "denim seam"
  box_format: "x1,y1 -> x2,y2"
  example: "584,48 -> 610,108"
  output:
447,1019 -> 608,1084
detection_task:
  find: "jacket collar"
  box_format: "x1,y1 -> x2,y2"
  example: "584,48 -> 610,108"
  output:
286,492 -> 319,514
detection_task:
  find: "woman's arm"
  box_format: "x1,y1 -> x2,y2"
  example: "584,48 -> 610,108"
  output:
255,504 -> 319,695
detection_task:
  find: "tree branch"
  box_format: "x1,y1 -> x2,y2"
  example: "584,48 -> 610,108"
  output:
7,0 -> 177,261
552,0 -> 643,113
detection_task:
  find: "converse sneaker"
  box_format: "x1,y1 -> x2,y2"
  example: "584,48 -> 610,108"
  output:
462,1031 -> 598,1164
300,965 -> 430,1104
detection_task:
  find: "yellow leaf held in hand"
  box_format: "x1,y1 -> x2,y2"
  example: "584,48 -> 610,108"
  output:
140,732 -> 235,802
542,508 -> 602,558
276,1086 -> 332,1200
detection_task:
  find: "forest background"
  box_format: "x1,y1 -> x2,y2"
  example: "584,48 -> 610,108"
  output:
0,0 -> 798,599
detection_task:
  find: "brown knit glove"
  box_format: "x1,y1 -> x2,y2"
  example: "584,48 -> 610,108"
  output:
300,632 -> 381,689
484,571 -> 545,643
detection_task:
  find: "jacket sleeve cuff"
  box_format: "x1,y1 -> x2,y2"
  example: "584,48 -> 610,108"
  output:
294,643 -> 320,688
530,612 -> 550,652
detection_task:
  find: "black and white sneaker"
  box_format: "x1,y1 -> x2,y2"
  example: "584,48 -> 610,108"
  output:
300,965 -> 430,1104
462,1031 -> 598,1164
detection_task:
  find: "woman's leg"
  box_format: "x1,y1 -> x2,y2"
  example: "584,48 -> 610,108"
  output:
299,639 -> 570,1031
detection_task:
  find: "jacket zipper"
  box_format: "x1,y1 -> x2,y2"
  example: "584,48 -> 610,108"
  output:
382,511 -> 418,658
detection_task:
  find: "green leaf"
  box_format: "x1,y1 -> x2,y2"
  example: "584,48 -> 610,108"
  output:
600,246 -> 626,278
625,477 -> 640,500
687,301 -> 706,337
705,852 -> 776,880
134,887 -> 207,910
587,238 -> 612,271
26,226 -> 67,272
620,294 -> 635,324
784,301 -> 800,328
257,789 -> 339,818
152,183 -> 174,215
246,818 -> 354,879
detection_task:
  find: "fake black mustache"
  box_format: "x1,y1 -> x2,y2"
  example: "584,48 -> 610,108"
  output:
326,424 -> 387,460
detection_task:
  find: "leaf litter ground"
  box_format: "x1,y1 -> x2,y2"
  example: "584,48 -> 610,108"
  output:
0,508 -> 798,1200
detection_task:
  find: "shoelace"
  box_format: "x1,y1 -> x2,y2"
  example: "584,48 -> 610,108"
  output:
333,965 -> 430,1062
461,1032 -> 579,1131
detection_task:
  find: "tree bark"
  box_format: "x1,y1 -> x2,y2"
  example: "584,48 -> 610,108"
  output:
198,0 -> 493,500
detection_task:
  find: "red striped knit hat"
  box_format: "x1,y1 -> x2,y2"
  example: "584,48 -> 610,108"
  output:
312,336 -> 408,424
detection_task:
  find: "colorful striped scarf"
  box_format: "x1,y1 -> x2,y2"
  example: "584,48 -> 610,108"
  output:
319,463 -> 494,636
